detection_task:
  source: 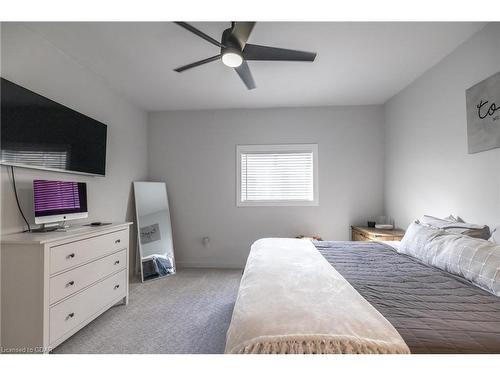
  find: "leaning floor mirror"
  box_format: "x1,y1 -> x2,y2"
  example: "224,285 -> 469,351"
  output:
134,181 -> 176,282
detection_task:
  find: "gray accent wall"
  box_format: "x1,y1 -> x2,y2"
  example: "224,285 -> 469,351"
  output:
384,23 -> 500,229
148,106 -> 385,268
0,23 -> 149,273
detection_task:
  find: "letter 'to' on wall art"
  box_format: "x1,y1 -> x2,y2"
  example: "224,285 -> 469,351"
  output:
466,71 -> 500,154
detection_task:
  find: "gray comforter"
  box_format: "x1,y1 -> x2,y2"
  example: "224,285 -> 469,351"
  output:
315,241 -> 500,353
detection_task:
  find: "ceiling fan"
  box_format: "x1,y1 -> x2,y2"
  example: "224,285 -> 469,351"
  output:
173,22 -> 317,90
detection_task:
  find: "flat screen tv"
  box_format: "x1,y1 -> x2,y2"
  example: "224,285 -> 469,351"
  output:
1,78 -> 107,176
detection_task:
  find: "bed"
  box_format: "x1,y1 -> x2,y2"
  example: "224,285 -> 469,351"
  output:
225,236 -> 500,354
315,240 -> 500,353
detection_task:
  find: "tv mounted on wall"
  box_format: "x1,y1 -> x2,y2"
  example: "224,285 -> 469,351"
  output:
0,78 -> 107,176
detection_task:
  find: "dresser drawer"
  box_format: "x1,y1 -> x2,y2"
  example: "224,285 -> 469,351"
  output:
49,269 -> 126,344
50,230 -> 128,275
49,249 -> 127,305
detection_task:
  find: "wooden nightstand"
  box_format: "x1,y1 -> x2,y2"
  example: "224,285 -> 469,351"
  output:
351,226 -> 405,242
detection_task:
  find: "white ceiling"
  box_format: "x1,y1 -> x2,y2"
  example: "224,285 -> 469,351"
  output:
23,22 -> 485,111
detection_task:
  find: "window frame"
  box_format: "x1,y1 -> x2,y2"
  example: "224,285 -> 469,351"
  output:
236,144 -> 319,207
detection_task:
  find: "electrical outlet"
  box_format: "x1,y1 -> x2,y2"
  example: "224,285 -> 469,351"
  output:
202,236 -> 210,248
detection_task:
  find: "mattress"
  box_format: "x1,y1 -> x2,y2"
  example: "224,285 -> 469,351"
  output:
315,240 -> 500,353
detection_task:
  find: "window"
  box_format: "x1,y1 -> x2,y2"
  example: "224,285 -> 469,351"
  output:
237,144 -> 318,206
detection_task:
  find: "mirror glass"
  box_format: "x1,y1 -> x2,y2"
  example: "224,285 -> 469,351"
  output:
134,181 -> 176,282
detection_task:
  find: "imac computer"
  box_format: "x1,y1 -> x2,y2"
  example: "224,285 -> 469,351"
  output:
33,179 -> 88,232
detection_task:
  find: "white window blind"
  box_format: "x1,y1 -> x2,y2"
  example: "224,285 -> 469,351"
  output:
237,144 -> 318,206
1,149 -> 68,170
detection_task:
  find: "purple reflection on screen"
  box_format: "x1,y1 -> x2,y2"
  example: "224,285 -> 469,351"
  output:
34,180 -> 81,214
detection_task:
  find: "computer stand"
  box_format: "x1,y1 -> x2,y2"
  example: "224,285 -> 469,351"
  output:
31,222 -> 68,233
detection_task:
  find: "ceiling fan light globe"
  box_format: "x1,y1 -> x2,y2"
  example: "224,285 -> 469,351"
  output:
222,51 -> 243,68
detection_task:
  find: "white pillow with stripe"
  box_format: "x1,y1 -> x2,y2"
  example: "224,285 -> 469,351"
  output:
399,222 -> 500,297
399,221 -> 447,262
490,226 -> 500,244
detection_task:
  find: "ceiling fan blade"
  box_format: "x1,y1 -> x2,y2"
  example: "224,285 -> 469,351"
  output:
231,22 -> 255,48
243,44 -> 316,62
174,55 -> 221,73
234,61 -> 256,90
174,22 -> 225,48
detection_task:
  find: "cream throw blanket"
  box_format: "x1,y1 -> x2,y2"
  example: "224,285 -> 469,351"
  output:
225,238 -> 410,354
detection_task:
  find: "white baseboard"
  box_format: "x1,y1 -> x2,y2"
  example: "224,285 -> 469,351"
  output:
176,260 -> 243,270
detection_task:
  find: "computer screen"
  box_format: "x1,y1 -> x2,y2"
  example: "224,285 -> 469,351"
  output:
33,180 -> 88,222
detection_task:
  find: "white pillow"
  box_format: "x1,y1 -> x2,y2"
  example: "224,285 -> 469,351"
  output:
399,222 -> 447,263
443,214 -> 463,223
489,226 -> 500,244
399,222 -> 500,297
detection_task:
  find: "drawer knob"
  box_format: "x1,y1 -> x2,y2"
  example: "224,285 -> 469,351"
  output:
66,312 -> 75,320
115,239 -> 121,244
66,281 -> 75,287
67,253 -> 75,259
114,284 -> 120,290
114,260 -> 120,265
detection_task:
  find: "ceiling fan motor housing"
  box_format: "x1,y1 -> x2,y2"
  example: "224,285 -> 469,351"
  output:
221,28 -> 243,55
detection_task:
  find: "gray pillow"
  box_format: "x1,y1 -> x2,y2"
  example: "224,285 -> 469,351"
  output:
399,222 -> 500,297
418,215 -> 490,240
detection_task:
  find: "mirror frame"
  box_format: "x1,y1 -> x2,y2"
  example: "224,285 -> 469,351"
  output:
133,181 -> 176,283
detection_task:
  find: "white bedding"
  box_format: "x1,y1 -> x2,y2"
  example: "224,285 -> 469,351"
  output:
225,238 -> 410,354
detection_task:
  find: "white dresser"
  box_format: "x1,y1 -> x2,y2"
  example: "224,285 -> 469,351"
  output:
1,222 -> 131,353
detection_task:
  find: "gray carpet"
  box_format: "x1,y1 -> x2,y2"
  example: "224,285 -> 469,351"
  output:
52,268 -> 242,354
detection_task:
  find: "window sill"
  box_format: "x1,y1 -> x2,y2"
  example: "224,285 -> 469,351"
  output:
237,200 -> 319,207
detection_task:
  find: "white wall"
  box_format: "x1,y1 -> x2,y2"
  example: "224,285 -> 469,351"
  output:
0,23 -> 149,272
384,23 -> 500,229
149,106 -> 385,268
